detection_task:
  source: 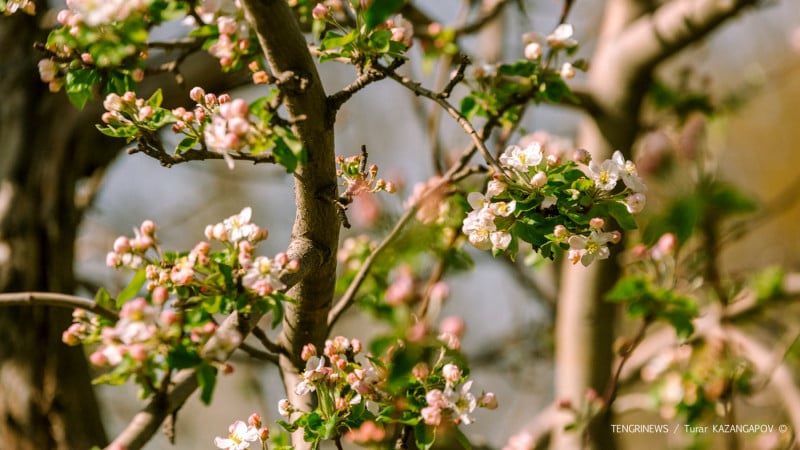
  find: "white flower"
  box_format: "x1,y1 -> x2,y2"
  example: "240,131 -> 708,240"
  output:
546,23 -> 578,49
462,208 -> 496,251
489,201 -> 516,217
214,420 -> 259,450
295,356 -> 327,396
612,151 -> 647,193
490,231 -> 512,250
523,42 -> 542,60
499,143 -> 543,172
444,380 -> 477,425
486,179 -> 506,197
589,159 -> 620,191
223,207 -> 256,243
242,256 -> 286,296
560,62 -> 576,79
467,192 -> 489,210
624,193 -> 646,214
568,231 -> 614,266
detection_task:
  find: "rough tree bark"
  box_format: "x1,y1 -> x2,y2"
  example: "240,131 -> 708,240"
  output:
241,1 -> 339,448
0,5 -> 112,448
552,1 -> 759,449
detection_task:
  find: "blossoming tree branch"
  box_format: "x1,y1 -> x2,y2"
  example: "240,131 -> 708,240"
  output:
1,0 -> 791,449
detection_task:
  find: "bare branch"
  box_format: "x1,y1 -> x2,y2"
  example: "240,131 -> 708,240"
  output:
130,135 -> 277,167
238,342 -> 279,363
328,59 -> 404,113
0,292 -> 118,322
373,62 -> 505,175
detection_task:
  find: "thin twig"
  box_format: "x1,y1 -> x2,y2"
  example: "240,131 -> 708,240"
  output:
373,62 -> 506,175
238,342 -> 280,364
328,58 -> 404,113
0,291 -> 119,322
251,325 -> 286,356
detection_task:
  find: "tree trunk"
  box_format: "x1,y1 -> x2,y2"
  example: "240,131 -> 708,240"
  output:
0,5 -> 114,449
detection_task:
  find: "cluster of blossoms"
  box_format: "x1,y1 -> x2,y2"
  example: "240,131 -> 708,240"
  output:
67,209 -> 297,399
101,91 -> 158,129
214,413 -> 269,450
277,320 -> 496,447
419,363 -> 498,427
312,0 -> 412,46
206,13 -> 255,69
462,134 -> 647,265
337,154 -> 397,200
522,23 -> 582,79
61,0 -> 149,27
310,0 -> 412,65
193,89 -> 258,166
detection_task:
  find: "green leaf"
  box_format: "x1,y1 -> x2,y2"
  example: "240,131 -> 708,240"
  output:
365,0 -> 405,30
321,30 -> 358,50
414,423 -> 436,450
94,287 -> 114,311
196,363 -> 217,405
176,135 -> 199,153
116,270 -> 147,308
65,69 -> 99,110
368,29 -> 392,53
146,88 -> 163,108
95,124 -> 139,139
608,201 -> 638,230
748,265 -> 785,302
167,347 -> 202,369
273,138 -> 299,173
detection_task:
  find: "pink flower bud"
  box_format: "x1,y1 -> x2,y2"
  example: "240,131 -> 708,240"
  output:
413,362 -> 430,380
439,316 -> 465,338
252,71 -> 270,84
479,392 -> 498,410
259,428 -> 269,441
572,148 -> 592,164
589,217 -> 605,229
312,3 -> 329,20
113,236 -> 131,253
131,69 -> 144,82
442,363 -> 461,383
205,93 -> 218,105
351,338 -> 362,353
189,86 -> 205,102
129,343 -> 147,362
160,309 -> 178,326
554,224 -> 569,238
106,252 -> 121,268
89,350 -> 108,366
531,171 -> 547,187
140,220 -> 156,235
301,343 -> 317,361
152,286 -> 168,304
217,93 -> 231,104
122,91 -> 136,103
231,98 -> 249,117
248,413 -> 262,429
286,259 -> 300,273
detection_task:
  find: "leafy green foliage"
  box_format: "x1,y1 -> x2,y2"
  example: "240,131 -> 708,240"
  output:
607,276 -> 698,338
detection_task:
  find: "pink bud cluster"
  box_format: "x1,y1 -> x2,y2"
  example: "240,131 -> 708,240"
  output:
336,154 -> 397,199
101,92 -> 154,127
208,15 -> 252,69
105,219 -> 158,269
